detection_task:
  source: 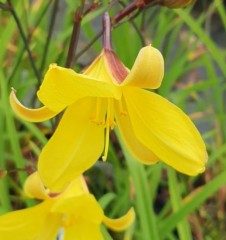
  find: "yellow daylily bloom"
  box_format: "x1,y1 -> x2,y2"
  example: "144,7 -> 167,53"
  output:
0,172 -> 135,240
10,44 -> 207,192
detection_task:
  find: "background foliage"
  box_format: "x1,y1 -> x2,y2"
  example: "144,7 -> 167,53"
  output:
0,0 -> 226,239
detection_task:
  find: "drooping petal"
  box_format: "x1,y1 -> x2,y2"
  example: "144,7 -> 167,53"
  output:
38,97 -> 104,193
0,200 -> 58,240
24,171 -> 48,200
64,221 -> 103,240
115,99 -> 159,164
124,87 -> 207,175
103,207 -> 135,232
122,45 -> 164,89
10,89 -> 58,122
37,64 -> 121,112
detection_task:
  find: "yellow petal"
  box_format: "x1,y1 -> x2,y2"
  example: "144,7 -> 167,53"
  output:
58,176 -> 89,199
52,194 -> 103,223
35,216 -> 61,240
0,200 -> 57,240
122,45 -> 164,89
103,207 -> 135,232
84,51 -> 118,84
37,64 -> 121,112
10,89 -> 58,122
24,171 -> 48,200
124,87 -> 207,175
64,221 -> 103,240
38,97 -> 104,193
103,49 -> 129,84
115,99 -> 159,164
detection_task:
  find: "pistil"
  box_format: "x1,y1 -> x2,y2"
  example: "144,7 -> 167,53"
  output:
102,99 -> 115,161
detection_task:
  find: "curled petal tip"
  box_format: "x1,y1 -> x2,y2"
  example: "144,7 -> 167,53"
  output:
9,90 -> 58,122
123,45 -> 164,89
103,207 -> 135,231
24,172 -> 48,200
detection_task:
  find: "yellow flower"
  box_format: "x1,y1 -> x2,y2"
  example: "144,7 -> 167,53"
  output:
10,45 -> 207,192
0,172 -> 135,240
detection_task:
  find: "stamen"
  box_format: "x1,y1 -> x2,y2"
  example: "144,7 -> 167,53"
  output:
90,98 -> 105,125
61,215 -> 73,227
91,97 -> 116,161
102,99 -> 115,161
102,123 -> 110,162
118,100 -> 127,116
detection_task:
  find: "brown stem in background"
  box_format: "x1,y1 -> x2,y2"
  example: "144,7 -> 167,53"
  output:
113,0 -> 160,24
65,1 -> 85,68
6,0 -> 41,83
39,0 -> 60,75
0,2 -> 11,10
83,1 -> 101,17
113,2 -> 137,24
6,1 -> 52,84
75,0 -> 159,59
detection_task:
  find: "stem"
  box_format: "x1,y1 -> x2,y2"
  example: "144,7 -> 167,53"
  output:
75,0 -> 159,60
168,168 -> 192,240
113,0 -> 158,24
7,0 -> 41,83
0,2 -> 11,10
113,2 -> 137,24
8,1 -> 52,87
118,1 -> 146,46
116,130 -> 160,240
0,106 -> 11,213
65,0 -> 85,68
103,12 -> 112,51
39,0 -> 59,74
0,71 -> 34,207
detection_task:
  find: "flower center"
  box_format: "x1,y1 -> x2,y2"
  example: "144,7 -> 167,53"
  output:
90,98 -> 115,161
90,97 -> 127,161
61,214 -> 74,227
